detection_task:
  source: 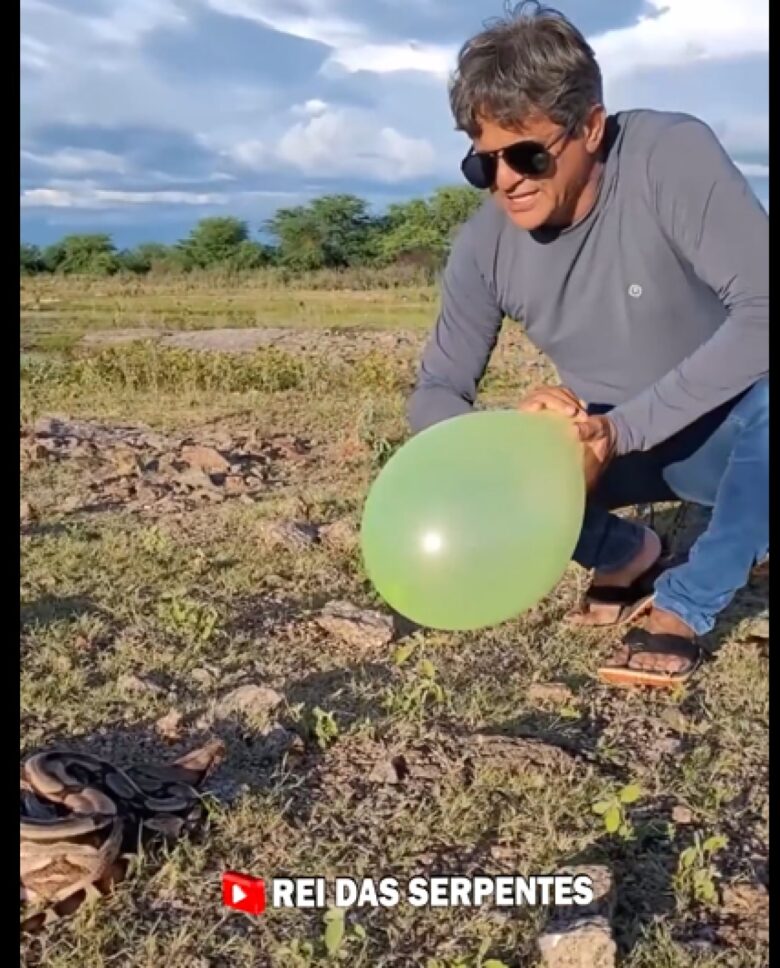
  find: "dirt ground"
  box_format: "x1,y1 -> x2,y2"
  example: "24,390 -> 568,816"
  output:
20,323 -> 768,968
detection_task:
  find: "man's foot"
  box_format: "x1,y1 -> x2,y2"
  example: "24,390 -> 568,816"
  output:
597,606 -> 707,689
568,527 -> 663,626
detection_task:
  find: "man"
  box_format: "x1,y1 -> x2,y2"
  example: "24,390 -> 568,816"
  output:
408,2 -> 768,688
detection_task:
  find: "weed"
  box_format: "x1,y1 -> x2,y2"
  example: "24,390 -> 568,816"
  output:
673,831 -> 728,907
592,783 -> 643,839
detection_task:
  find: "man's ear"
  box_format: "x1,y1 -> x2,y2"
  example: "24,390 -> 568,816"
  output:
582,105 -> 606,156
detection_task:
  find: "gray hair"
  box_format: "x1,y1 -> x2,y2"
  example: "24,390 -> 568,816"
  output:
449,2 -> 603,137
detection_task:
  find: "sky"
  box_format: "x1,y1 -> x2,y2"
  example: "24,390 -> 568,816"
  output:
20,0 -> 768,247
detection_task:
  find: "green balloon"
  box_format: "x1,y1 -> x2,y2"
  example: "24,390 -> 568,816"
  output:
360,410 -> 585,631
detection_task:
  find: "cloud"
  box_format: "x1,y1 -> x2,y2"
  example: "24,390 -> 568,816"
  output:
594,0 -> 767,81
225,105 -> 437,181
21,186 -> 230,209
19,0 -> 768,243
322,40 -> 455,77
22,148 -> 128,175
20,180 -> 299,210
737,162 -> 770,178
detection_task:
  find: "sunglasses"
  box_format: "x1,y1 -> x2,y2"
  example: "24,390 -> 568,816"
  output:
461,126 -> 571,190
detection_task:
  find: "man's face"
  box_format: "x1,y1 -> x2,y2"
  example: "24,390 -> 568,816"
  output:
473,109 -> 603,230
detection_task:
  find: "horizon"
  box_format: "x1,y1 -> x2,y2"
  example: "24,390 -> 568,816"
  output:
21,0 -> 768,248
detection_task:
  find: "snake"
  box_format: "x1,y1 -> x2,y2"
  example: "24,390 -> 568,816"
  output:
20,739 -> 224,932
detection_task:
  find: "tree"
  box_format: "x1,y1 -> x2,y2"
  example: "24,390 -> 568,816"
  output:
20,243 -> 44,275
267,205 -> 326,271
267,195 -> 377,270
377,187 -> 483,268
177,217 -> 251,269
48,234 -> 120,275
119,243 -> 189,274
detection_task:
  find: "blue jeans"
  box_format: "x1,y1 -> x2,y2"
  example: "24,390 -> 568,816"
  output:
573,379 -> 769,636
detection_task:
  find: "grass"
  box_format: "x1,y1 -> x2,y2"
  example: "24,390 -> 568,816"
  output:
20,277 -> 768,967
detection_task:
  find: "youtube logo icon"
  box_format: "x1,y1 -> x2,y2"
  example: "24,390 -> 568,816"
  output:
222,871 -> 266,915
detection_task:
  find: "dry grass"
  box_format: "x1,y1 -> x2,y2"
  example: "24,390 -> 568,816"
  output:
20,280 -> 768,967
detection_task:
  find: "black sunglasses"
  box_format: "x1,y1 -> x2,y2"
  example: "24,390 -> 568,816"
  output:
461,126 -> 571,189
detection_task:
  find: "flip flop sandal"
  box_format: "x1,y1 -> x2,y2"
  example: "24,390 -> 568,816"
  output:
597,627 -> 711,689
567,554 -> 686,628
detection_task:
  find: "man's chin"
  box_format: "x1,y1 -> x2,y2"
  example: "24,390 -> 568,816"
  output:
500,200 -> 551,231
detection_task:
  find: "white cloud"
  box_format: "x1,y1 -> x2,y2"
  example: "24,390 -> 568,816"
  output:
21,148 -> 128,175
736,162 -> 770,178
21,186 -> 230,209
226,107 -> 436,181
20,178 -> 303,210
323,40 -> 455,77
594,0 -> 768,83
292,99 -> 329,117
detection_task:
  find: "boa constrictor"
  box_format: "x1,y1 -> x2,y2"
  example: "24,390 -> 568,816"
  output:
20,739 -> 224,932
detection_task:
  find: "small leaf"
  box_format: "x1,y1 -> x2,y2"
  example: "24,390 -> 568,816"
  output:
393,642 -> 416,666
591,800 -> 612,815
678,847 -> 697,869
702,834 -> 728,854
619,783 -> 642,804
418,658 -> 436,679
352,924 -> 366,940
483,960 -> 510,968
604,804 -> 621,833
324,908 -> 345,956
618,823 -> 631,838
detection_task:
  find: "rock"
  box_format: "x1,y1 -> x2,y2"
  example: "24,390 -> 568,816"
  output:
318,518 -> 358,553
174,467 -> 217,491
191,667 -> 216,687
538,865 -> 616,967
260,520 -> 319,551
538,916 -> 617,968
155,709 -> 183,741
551,866 -> 615,923
466,733 -> 577,773
215,684 -> 284,720
672,805 -> 694,825
368,756 -> 406,785
180,444 -> 231,475
746,614 -> 769,641
528,682 -> 575,705
223,475 -> 247,496
258,722 -> 304,760
118,673 -> 164,695
316,601 -> 394,649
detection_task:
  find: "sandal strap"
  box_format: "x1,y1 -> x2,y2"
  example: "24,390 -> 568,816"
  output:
585,553 -> 685,607
624,627 -> 705,663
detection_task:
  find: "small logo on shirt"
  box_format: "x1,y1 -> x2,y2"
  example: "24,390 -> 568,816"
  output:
628,284 -> 643,299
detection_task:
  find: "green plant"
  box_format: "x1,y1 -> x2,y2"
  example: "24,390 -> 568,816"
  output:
673,831 -> 728,906
591,783 -> 643,838
156,594 -> 219,644
310,707 -> 340,750
384,657 -> 448,718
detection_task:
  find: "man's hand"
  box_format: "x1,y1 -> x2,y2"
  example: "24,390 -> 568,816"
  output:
518,386 -> 588,421
519,386 -> 617,490
577,413 -> 617,491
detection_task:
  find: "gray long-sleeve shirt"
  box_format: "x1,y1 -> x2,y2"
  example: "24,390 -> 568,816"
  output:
408,110 -> 768,455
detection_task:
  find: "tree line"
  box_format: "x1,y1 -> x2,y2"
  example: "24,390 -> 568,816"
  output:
20,187 -> 483,277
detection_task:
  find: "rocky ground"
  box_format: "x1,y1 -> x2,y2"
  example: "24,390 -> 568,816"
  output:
20,326 -> 768,968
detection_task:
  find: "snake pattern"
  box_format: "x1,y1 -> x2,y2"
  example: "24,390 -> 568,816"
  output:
20,739 -> 225,932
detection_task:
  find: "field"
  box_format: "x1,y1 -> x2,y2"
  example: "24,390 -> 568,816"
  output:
20,273 -> 768,967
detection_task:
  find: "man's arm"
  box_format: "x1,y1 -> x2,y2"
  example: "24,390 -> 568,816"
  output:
408,226 -> 504,433
607,117 -> 769,456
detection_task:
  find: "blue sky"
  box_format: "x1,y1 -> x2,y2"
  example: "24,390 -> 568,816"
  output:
21,0 -> 768,247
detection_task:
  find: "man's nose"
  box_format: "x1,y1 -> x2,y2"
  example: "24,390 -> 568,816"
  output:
494,154 -> 524,192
